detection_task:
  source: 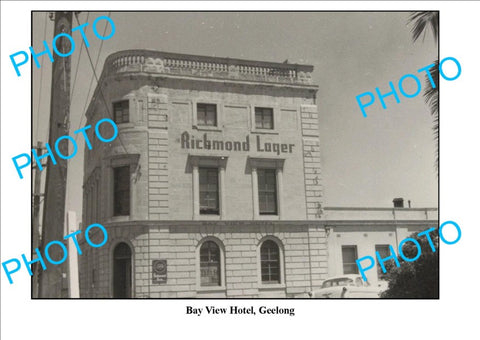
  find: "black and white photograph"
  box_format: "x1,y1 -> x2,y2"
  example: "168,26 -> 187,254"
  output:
30,10 -> 439,299
1,2 -> 478,339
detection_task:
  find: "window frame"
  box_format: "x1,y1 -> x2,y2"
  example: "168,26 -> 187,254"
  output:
341,245 -> 359,275
260,240 -> 281,283
196,237 -> 226,292
250,105 -> 279,134
105,154 -> 140,221
199,167 -> 220,215
257,237 -> 285,289
113,100 -> 130,124
199,240 -> 221,287
248,157 -> 285,220
113,165 -> 131,217
192,99 -> 223,131
196,103 -> 218,127
375,244 -> 391,280
189,155 -> 228,220
257,168 -> 278,215
255,107 -> 274,130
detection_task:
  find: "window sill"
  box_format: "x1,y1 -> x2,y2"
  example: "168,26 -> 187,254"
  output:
108,215 -> 131,223
251,129 -> 279,135
117,122 -> 135,129
193,125 -> 222,132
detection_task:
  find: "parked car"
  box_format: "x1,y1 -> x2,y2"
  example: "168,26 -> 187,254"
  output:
301,275 -> 386,298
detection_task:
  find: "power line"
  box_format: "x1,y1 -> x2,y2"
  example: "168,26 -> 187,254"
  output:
70,12 -> 89,102
73,12 -> 129,156
76,65 -> 97,142
73,12 -> 104,144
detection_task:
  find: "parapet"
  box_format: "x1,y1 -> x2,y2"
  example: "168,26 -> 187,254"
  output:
102,49 -> 315,86
322,207 -> 438,221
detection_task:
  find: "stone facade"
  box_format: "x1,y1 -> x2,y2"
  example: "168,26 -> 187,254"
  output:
79,222 -> 327,298
79,50 -> 326,298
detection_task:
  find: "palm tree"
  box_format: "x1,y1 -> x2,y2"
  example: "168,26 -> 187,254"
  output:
408,12 -> 439,173
409,12 -> 438,45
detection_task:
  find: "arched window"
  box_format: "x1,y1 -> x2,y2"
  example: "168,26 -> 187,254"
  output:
260,240 -> 280,283
200,241 -> 221,286
113,242 -> 132,298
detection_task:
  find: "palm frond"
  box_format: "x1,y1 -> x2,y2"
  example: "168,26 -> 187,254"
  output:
408,12 -> 439,45
424,60 -> 439,116
422,59 -> 439,174
408,13 -> 439,174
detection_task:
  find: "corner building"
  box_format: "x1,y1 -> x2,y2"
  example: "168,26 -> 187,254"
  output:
79,50 -> 326,298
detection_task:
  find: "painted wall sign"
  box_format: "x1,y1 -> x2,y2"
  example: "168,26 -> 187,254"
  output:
180,131 -> 295,155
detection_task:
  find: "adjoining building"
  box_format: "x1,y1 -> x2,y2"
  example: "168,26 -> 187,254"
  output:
323,204 -> 438,283
78,50 -> 437,298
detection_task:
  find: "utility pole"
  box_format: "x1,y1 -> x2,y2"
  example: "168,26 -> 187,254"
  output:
66,211 -> 80,298
38,11 -> 73,298
32,142 -> 45,298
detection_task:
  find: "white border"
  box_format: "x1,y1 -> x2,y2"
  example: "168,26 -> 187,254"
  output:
2,1 -> 479,339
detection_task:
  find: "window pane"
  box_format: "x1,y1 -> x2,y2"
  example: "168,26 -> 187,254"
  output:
260,240 -> 280,283
113,166 -> 130,216
262,112 -> 273,128
197,110 -> 206,125
266,171 -> 276,185
258,169 -> 277,215
255,107 -> 273,129
255,113 -> 263,127
200,241 -> 221,286
114,110 -> 122,123
375,245 -> 391,279
343,264 -> 358,275
197,104 -> 217,126
375,245 -> 390,258
342,246 -> 358,274
113,100 -> 129,124
206,104 -> 215,114
199,168 -> 219,214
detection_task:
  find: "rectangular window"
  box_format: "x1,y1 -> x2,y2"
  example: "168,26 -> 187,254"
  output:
197,103 -> 217,127
342,245 -> 358,274
113,100 -> 129,124
258,169 -> 277,215
255,107 -> 274,129
113,166 -> 130,216
375,245 -> 391,279
199,168 -> 219,215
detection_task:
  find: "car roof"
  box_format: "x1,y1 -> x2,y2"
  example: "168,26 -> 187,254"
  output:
322,275 -> 362,281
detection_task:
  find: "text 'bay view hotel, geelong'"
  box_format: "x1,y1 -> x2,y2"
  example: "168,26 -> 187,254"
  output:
79,50 -> 437,298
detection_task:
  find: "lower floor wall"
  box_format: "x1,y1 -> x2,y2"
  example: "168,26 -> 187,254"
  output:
78,221 -> 328,298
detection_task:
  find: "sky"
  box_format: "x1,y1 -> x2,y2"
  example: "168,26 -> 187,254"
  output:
32,11 -> 438,220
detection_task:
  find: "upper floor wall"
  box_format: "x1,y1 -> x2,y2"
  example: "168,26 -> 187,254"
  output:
83,50 -> 321,223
